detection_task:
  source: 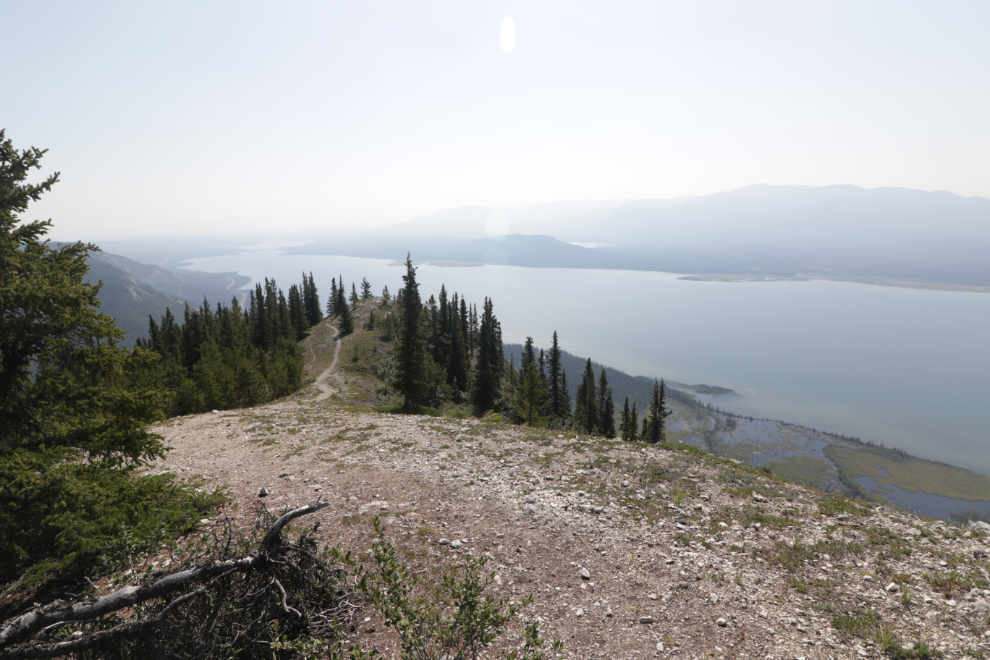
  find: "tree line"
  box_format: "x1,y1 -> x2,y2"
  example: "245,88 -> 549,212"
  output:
134,275 -> 319,415
354,255 -> 672,441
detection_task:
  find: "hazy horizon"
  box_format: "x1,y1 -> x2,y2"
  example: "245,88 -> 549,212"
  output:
5,1 -> 989,239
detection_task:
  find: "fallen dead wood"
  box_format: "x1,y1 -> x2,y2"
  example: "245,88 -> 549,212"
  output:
0,501 -> 340,659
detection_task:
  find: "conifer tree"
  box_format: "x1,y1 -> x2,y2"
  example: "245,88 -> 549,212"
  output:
598,368 -> 616,438
303,271 -> 321,325
361,277 -> 372,300
573,358 -> 599,434
287,283 -> 307,340
396,254 -> 425,409
645,378 -> 671,443
381,284 -> 391,305
629,401 -> 639,442
471,297 -> 502,413
327,278 -> 338,317
337,297 -> 354,334
547,331 -> 568,421
447,306 -> 469,396
350,282 -> 359,305
515,337 -> 547,425
559,368 -> 571,420
621,397 -> 631,440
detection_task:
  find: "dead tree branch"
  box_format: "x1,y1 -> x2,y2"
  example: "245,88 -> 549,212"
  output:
0,501 -> 334,660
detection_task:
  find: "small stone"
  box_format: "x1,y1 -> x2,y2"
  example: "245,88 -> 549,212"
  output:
665,558 -> 675,564
525,496 -> 537,504
621,480 -> 630,488
199,519 -> 210,525
450,540 -> 462,549
580,568 -> 591,580
975,549 -> 988,559
862,575 -> 875,582
709,593 -> 719,604
438,538 -> 450,545
752,494 -> 767,503
657,642 -> 665,652
923,596 -> 933,604
575,608 -> 584,617
717,618 -> 728,627
640,616 -> 654,624
767,531 -> 777,540
885,582 -> 899,593
947,599 -> 957,607
648,593 -> 658,600
718,522 -> 729,529
257,487 -> 268,497
605,608 -> 613,617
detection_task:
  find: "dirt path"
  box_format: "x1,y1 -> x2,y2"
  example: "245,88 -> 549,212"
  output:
148,338 -> 990,660
314,324 -> 342,401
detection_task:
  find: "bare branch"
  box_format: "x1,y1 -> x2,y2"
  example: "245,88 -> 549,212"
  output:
0,501 -> 331,655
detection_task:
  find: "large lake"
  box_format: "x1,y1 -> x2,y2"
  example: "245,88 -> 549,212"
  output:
184,247 -> 990,474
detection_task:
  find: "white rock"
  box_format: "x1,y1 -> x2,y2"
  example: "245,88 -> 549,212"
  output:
709,593 -> 719,604
885,582 -> 899,592
640,616 -> 654,624
580,568 -> 591,580
716,618 -> 728,627
438,538 -> 450,545
450,540 -> 462,549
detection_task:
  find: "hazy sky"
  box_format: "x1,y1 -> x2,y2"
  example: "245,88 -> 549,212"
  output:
4,1 -> 988,239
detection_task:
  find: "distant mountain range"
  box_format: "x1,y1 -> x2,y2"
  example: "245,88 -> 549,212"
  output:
286,184 -> 990,289
86,251 -> 251,345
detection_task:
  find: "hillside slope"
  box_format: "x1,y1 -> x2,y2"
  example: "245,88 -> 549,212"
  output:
148,316 -> 990,660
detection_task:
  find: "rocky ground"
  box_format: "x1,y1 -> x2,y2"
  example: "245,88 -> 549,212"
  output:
149,333 -> 990,660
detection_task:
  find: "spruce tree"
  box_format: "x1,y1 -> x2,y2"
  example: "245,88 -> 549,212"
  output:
621,397 -> 631,441
350,282 -> 359,305
447,307 -> 469,396
396,254 -> 425,409
598,368 -> 616,439
327,278 -> 338,316
547,331 -> 565,419
381,284 -> 391,305
471,297 -> 502,413
573,358 -> 599,434
337,298 -> 354,334
515,337 -> 548,425
645,378 -> 671,443
303,271 -> 321,325
559,368 -> 571,421
361,277 -> 372,300
629,401 -> 639,442
287,283 -> 307,340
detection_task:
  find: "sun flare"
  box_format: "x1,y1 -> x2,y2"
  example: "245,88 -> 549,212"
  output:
500,18 -> 515,54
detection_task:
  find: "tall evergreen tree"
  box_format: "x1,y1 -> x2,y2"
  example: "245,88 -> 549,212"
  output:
327,277 -> 338,317
598,368 -> 616,438
573,358 -> 599,434
396,254 -> 425,409
381,284 -> 391,305
287,283 -> 307,340
361,277 -> 372,300
645,378 -> 671,444
515,337 -> 547,425
447,306 -> 469,396
621,397 -> 631,441
559,368 -> 571,420
629,401 -> 639,442
302,271 -> 321,326
350,282 -> 359,305
337,297 -> 354,334
547,331 -> 568,420
471,297 -> 502,413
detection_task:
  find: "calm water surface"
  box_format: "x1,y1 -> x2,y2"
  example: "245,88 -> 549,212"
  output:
183,248 -> 990,474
